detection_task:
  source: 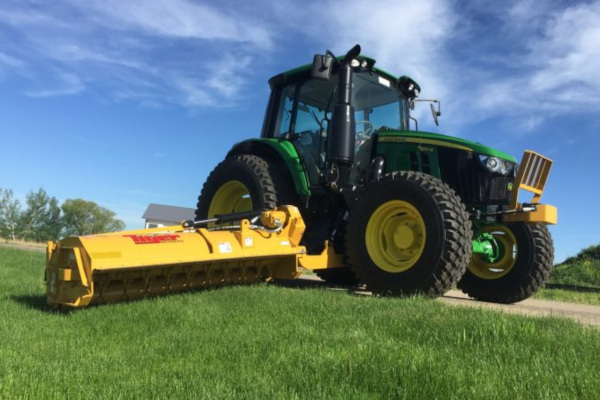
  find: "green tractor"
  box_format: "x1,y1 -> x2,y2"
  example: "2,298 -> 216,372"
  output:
196,45 -> 557,303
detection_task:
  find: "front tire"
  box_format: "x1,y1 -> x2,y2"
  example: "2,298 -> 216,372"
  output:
458,223 -> 554,303
346,171 -> 472,297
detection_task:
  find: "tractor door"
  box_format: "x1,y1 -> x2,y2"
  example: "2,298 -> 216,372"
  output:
276,80 -> 336,186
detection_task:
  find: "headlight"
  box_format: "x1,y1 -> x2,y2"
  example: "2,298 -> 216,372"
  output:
478,155 -> 514,176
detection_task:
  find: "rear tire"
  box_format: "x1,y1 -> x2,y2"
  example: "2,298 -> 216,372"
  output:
346,171 -> 472,296
458,223 -> 554,303
196,155 -> 277,220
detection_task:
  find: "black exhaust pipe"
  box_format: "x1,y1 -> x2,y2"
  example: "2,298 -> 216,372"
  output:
327,45 -> 361,183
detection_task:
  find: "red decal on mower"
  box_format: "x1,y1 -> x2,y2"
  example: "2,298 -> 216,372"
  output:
123,234 -> 181,244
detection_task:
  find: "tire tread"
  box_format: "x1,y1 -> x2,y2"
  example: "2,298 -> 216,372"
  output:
346,171 -> 472,297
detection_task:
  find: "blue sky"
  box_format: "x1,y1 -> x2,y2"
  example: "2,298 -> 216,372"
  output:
1,0 -> 599,262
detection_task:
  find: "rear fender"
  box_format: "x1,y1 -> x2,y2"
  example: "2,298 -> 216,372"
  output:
228,139 -> 311,197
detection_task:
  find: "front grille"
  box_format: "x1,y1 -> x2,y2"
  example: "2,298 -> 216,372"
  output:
438,148 -> 513,205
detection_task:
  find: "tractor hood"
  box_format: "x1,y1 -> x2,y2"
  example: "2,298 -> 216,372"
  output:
377,130 -> 517,162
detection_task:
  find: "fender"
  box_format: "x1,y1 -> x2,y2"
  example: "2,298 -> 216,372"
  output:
228,138 -> 311,197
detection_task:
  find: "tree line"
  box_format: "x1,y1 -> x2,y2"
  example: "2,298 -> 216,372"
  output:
0,187 -> 125,242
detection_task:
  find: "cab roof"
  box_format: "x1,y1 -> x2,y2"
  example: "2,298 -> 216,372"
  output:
268,55 -> 411,89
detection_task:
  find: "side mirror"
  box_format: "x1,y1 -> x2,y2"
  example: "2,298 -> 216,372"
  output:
414,99 -> 441,126
311,54 -> 333,80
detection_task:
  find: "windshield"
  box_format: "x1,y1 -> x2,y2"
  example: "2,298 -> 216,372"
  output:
354,73 -> 409,132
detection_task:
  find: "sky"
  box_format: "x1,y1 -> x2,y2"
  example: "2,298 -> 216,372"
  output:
1,0 -> 599,262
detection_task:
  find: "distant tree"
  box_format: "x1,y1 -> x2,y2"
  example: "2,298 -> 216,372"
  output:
61,199 -> 125,236
19,188 -> 62,242
0,188 -> 22,241
557,244 -> 600,266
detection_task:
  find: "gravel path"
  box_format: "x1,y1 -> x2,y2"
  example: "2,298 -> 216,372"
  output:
440,290 -> 600,328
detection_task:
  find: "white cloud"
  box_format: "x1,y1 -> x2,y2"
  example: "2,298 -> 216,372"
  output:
277,0 -> 456,100
0,5 -> 73,31
168,74 -> 214,108
528,3 -> 600,94
276,0 -> 600,132
521,115 -> 544,132
467,1 -> 600,128
204,54 -> 253,99
24,72 -> 85,98
0,0 -> 271,107
2,0 -> 598,125
271,0 -> 457,130
0,51 -> 24,68
82,0 -> 273,49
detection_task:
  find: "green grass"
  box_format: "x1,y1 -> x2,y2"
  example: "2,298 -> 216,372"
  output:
535,243 -> 600,304
549,243 -> 600,288
534,288 -> 600,305
549,258 -> 600,288
1,247 -> 600,399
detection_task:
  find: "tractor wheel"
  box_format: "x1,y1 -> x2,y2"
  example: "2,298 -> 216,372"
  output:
346,171 -> 472,296
314,267 -> 359,286
196,155 -> 277,220
458,223 -> 554,303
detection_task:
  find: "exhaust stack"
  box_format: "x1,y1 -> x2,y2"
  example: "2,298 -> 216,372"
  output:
326,44 -> 361,185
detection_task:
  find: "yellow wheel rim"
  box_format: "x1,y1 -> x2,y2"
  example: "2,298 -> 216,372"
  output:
469,226 -> 517,280
207,181 -> 252,218
365,200 -> 426,273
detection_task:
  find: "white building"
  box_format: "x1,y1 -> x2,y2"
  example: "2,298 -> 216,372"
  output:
142,204 -> 196,228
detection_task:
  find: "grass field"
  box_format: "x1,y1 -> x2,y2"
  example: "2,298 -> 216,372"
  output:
549,258 -> 600,288
1,246 -> 600,399
534,287 -> 600,305
534,246 -> 600,305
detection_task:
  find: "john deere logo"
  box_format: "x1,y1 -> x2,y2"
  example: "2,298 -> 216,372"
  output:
418,145 -> 434,152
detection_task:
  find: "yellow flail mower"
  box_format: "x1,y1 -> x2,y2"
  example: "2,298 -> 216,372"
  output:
45,206 -> 339,308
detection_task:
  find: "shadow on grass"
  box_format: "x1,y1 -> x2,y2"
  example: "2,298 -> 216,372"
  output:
9,277 -> 366,313
271,277 -> 328,289
14,280 -> 598,314
10,284 -> 271,313
271,276 -> 371,296
11,294 -> 58,313
10,290 -> 210,313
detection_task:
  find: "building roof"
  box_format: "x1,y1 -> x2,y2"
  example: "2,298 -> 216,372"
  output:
142,203 -> 196,223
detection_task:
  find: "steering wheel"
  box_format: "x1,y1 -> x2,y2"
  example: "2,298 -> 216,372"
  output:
355,120 -> 374,140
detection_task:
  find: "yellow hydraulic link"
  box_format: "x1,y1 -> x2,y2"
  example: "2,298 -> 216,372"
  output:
45,206 -> 333,308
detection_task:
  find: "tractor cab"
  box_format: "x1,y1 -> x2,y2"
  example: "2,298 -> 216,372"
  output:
261,54 -> 416,186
